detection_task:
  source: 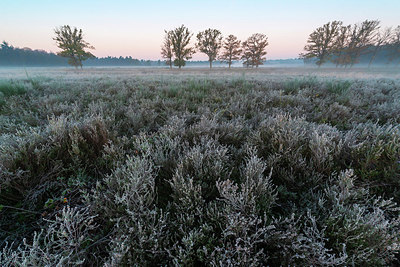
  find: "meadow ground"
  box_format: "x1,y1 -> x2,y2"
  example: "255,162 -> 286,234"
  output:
0,67 -> 400,266
1,66 -> 400,80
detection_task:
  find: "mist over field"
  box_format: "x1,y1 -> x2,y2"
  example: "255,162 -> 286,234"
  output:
1,0 -> 400,266
1,66 -> 399,80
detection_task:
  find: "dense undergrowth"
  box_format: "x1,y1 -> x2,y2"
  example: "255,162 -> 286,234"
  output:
0,74 -> 399,266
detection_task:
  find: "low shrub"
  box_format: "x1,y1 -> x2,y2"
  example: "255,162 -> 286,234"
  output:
1,75 -> 399,265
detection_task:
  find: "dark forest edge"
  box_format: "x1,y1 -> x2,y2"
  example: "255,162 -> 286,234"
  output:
2,44 -> 400,69
1,41 -> 399,68
0,41 -> 300,68
0,41 -> 160,67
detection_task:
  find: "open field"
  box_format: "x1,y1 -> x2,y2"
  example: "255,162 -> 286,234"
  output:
1,66 -> 400,80
1,67 -> 400,265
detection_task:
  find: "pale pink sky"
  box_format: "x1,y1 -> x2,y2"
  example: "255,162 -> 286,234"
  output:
1,0 -> 399,60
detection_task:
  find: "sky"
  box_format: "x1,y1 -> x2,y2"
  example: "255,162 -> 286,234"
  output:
1,0 -> 400,60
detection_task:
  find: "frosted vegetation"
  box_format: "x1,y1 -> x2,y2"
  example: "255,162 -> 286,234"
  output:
0,69 -> 399,266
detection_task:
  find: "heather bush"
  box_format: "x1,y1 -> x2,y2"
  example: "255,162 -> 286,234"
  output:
322,170 -> 400,266
1,73 -> 399,265
0,206 -> 97,266
0,114 -> 110,243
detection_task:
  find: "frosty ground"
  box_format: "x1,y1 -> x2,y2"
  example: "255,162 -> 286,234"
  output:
1,67 -> 399,266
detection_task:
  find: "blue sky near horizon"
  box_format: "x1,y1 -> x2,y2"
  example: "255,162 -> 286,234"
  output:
1,0 -> 399,60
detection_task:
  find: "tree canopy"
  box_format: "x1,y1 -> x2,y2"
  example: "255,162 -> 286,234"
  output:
196,29 -> 223,69
242,33 -> 269,68
53,25 -> 95,68
301,20 -> 400,67
301,21 -> 342,67
170,25 -> 195,69
161,30 -> 173,69
219,35 -> 242,68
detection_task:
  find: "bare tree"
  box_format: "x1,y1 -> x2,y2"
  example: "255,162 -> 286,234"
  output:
241,33 -> 269,68
161,30 -> 173,69
196,29 -> 223,69
219,34 -> 242,68
170,25 -> 195,69
368,27 -> 393,67
301,21 -> 342,67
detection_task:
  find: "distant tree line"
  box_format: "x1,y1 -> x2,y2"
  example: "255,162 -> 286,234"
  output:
4,21 -> 400,69
0,41 -> 67,66
2,24 -> 270,69
0,41 -> 163,67
301,20 -> 400,67
0,42 -> 245,67
161,25 -> 269,69
85,57 -> 161,66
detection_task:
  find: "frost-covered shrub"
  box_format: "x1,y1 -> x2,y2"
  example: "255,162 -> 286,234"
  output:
0,115 -> 110,244
89,139 -> 172,265
0,115 -> 109,207
347,123 -> 400,200
1,74 -> 400,265
0,206 -> 97,266
249,113 -> 340,192
323,170 -> 400,266
207,152 -> 278,266
182,115 -> 250,148
217,149 -> 276,215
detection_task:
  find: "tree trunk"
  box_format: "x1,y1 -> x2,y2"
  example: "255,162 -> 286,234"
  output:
228,62 -> 231,68
368,47 -> 379,68
209,60 -> 212,69
335,51 -> 342,68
